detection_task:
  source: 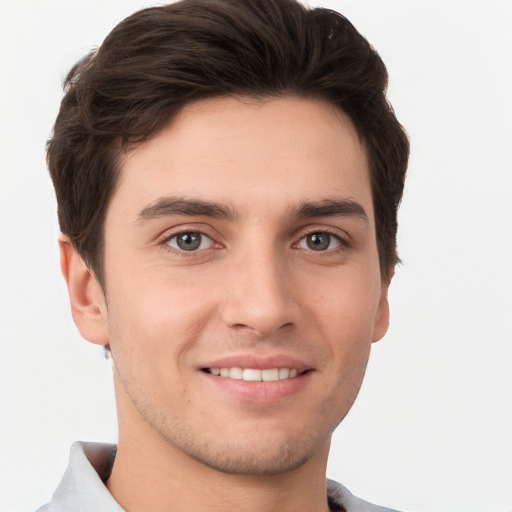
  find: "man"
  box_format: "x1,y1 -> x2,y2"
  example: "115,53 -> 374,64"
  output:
38,0 -> 409,510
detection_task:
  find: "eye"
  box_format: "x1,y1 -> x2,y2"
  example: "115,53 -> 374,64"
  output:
165,231 -> 214,252
297,232 -> 342,251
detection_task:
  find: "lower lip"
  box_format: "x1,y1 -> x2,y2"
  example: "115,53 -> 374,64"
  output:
200,371 -> 311,403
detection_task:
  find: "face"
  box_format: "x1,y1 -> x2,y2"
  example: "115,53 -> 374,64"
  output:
81,96 -> 390,475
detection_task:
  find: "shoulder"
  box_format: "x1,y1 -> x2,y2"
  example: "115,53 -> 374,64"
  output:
327,479 -> 404,512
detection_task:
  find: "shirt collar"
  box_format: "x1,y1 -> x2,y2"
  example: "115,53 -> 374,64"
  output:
44,441 -> 123,512
42,441 -> 397,512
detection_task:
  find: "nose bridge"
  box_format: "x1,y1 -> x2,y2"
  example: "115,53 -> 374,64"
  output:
220,236 -> 298,337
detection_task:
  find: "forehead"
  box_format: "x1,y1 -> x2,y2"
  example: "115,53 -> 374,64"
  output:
114,95 -> 372,220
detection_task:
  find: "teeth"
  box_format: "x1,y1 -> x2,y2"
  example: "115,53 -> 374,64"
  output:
243,368 -> 262,381
261,368 -> 279,381
208,367 -> 300,381
230,367 -> 243,379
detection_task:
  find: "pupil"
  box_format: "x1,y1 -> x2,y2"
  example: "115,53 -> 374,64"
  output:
307,233 -> 330,251
177,232 -> 201,251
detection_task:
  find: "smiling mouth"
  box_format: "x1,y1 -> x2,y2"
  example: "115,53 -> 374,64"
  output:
203,367 -> 304,381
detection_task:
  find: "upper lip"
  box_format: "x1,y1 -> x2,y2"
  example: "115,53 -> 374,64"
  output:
199,354 -> 313,373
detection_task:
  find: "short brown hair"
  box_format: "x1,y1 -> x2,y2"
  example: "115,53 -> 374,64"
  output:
47,0 -> 409,286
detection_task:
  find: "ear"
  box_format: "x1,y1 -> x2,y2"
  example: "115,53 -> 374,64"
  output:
59,235 -> 109,346
371,267 -> 394,343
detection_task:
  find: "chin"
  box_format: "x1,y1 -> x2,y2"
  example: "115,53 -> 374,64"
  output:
147,410 -> 336,477
173,433 -> 321,476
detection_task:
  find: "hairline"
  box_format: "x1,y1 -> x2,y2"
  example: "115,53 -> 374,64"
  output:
84,92 -> 389,293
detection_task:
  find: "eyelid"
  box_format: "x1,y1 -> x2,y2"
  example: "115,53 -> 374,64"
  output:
293,225 -> 350,247
166,232 -> 215,251
296,233 -> 342,251
158,224 -> 224,255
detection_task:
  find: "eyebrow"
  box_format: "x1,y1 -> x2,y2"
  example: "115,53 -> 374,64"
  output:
137,196 -> 368,226
289,199 -> 369,225
137,196 -> 238,222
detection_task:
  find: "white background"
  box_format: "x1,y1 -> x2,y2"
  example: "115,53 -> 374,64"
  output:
0,1 -> 511,511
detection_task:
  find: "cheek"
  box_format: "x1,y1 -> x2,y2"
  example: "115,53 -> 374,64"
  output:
105,270 -> 215,367
310,272 -> 381,346
315,279 -> 378,395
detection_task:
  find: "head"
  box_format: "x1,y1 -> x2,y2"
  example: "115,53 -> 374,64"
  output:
50,0 -> 409,478
48,0 -> 408,288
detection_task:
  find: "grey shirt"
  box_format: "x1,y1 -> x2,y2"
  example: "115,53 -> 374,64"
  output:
36,442 -> 401,512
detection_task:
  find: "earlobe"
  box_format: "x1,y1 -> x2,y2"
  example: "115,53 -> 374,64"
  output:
59,235 -> 109,346
372,268 -> 394,343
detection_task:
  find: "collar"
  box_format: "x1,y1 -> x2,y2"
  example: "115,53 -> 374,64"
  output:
38,441 -> 399,512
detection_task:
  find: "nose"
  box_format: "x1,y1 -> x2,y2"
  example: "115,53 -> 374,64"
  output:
220,247 -> 300,338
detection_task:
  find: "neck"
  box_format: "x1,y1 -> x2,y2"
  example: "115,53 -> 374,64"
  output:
107,436 -> 331,512
107,390 -> 331,512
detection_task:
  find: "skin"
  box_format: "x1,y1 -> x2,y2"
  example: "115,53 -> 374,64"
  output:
60,96 -> 392,512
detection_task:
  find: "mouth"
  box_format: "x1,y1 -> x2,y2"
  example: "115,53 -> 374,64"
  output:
202,367 -> 304,381
199,357 -> 313,402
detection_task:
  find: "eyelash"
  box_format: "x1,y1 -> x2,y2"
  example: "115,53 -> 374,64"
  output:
295,229 -> 349,253
160,230 -> 218,256
159,228 -> 350,256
